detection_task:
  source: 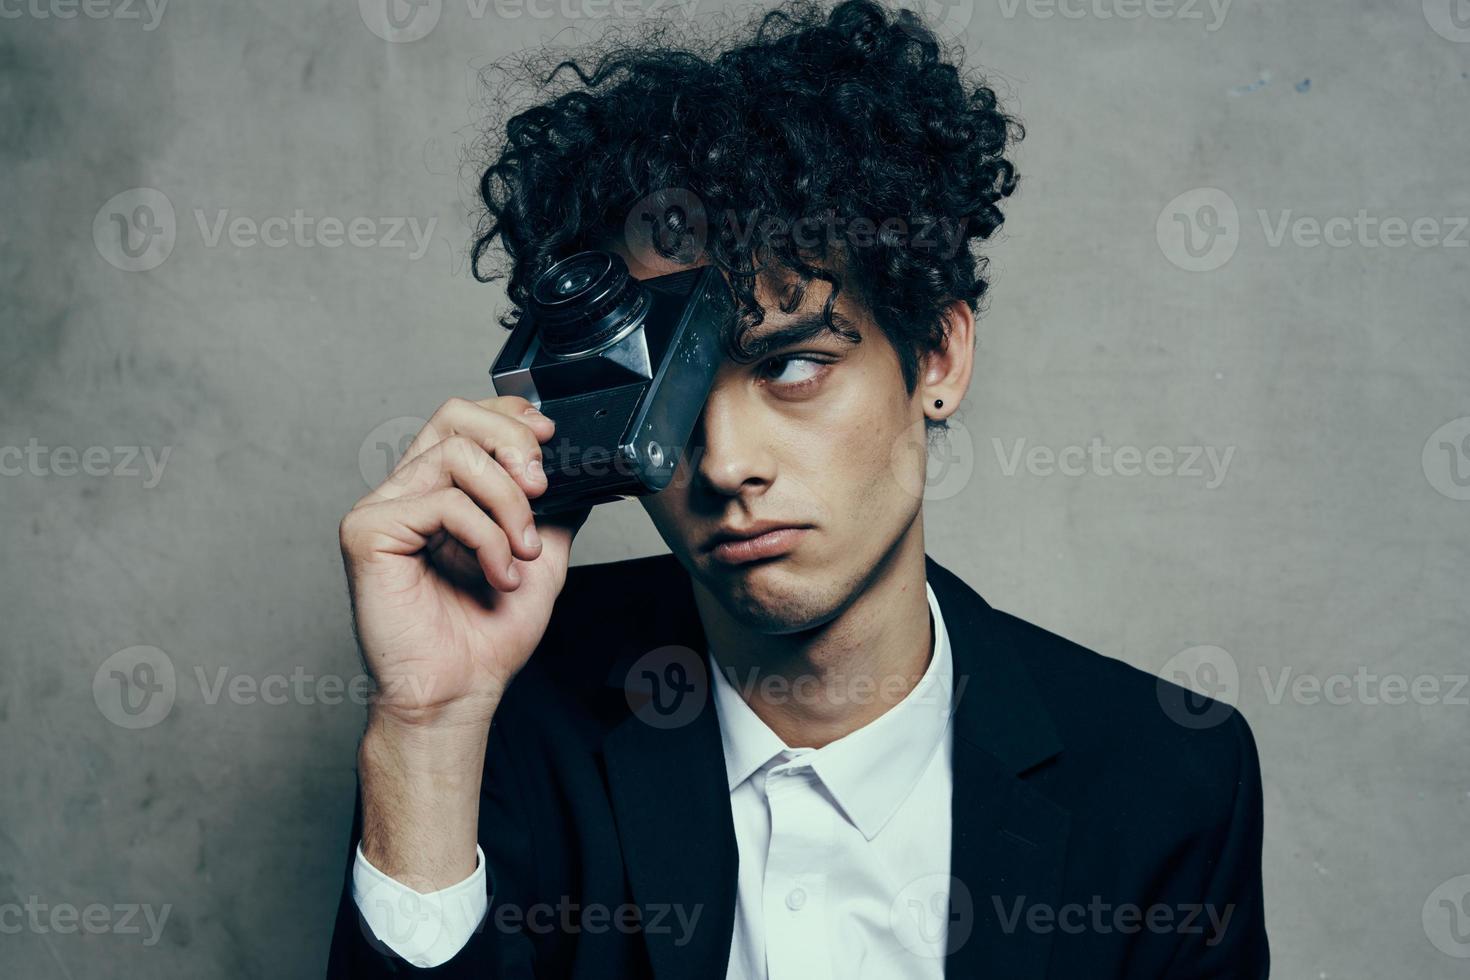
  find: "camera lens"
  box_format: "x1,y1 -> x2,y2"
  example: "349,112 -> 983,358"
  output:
553,268 -> 594,296
529,251 -> 648,357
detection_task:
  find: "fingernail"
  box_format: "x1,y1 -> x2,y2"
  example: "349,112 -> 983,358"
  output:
523,525 -> 541,550
523,406 -> 545,417
527,458 -> 545,481
506,562 -> 521,585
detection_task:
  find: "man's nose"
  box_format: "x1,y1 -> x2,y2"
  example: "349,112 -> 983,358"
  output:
688,385 -> 776,499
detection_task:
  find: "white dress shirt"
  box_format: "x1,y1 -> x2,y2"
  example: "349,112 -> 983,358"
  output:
353,581 -> 955,976
714,580 -> 954,980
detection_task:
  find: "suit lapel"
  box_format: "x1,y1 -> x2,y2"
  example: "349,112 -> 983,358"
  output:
926,557 -> 1072,980
599,558 -> 739,980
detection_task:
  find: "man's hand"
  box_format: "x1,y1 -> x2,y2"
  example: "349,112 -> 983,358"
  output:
338,395 -> 589,889
341,395 -> 586,722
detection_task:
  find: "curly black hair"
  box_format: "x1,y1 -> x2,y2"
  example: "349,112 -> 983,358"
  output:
471,0 -> 1023,398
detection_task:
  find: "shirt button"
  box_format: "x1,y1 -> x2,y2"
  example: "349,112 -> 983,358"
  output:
785,888 -> 807,911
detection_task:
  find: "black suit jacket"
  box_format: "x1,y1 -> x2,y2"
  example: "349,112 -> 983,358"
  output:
328,553 -> 1268,978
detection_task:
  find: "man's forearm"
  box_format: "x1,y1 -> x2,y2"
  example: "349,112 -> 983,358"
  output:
358,705 -> 495,891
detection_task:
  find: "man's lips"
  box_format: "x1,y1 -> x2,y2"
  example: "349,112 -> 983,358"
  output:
703,523 -> 812,565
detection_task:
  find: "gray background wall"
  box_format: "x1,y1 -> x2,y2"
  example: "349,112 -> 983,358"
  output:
2,0 -> 1467,976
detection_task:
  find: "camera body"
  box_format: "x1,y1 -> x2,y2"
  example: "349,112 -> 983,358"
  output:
490,251 -> 733,514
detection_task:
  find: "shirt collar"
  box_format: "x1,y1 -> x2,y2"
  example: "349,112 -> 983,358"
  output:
710,581 -> 954,841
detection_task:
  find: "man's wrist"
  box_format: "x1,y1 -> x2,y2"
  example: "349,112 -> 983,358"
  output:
364,694 -> 499,764
367,683 -> 503,734
358,703 -> 493,889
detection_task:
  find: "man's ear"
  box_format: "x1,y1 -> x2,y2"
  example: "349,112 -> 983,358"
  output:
918,300 -> 975,420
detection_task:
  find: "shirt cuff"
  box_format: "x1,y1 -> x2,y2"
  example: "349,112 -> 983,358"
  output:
351,843 -> 489,968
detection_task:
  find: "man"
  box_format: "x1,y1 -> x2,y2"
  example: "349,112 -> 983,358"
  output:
327,1 -> 1269,976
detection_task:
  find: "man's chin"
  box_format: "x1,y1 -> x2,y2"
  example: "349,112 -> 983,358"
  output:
694,556 -> 837,634
698,547 -> 804,584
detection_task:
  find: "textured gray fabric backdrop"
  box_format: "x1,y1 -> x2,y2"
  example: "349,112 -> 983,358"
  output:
2,0 -> 1468,976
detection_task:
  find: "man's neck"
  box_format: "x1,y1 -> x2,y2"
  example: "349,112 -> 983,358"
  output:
692,514 -> 933,749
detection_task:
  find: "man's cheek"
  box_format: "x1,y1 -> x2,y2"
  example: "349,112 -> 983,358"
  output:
801,448 -> 871,519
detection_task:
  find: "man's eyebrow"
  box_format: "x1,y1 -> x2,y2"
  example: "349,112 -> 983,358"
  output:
742,311 -> 862,353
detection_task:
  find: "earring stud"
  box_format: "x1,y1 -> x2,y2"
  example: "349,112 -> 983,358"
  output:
934,399 -> 944,409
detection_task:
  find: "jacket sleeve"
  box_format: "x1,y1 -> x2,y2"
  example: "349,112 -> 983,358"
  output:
326,716 -> 540,979
1162,709 -> 1270,979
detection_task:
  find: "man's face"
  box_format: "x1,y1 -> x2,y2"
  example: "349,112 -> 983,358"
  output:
623,248 -> 937,635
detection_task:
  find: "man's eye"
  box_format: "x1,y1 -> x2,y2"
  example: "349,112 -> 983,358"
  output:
761,356 -> 826,386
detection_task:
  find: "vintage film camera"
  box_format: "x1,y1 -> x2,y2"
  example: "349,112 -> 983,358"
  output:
490,250 -> 734,514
